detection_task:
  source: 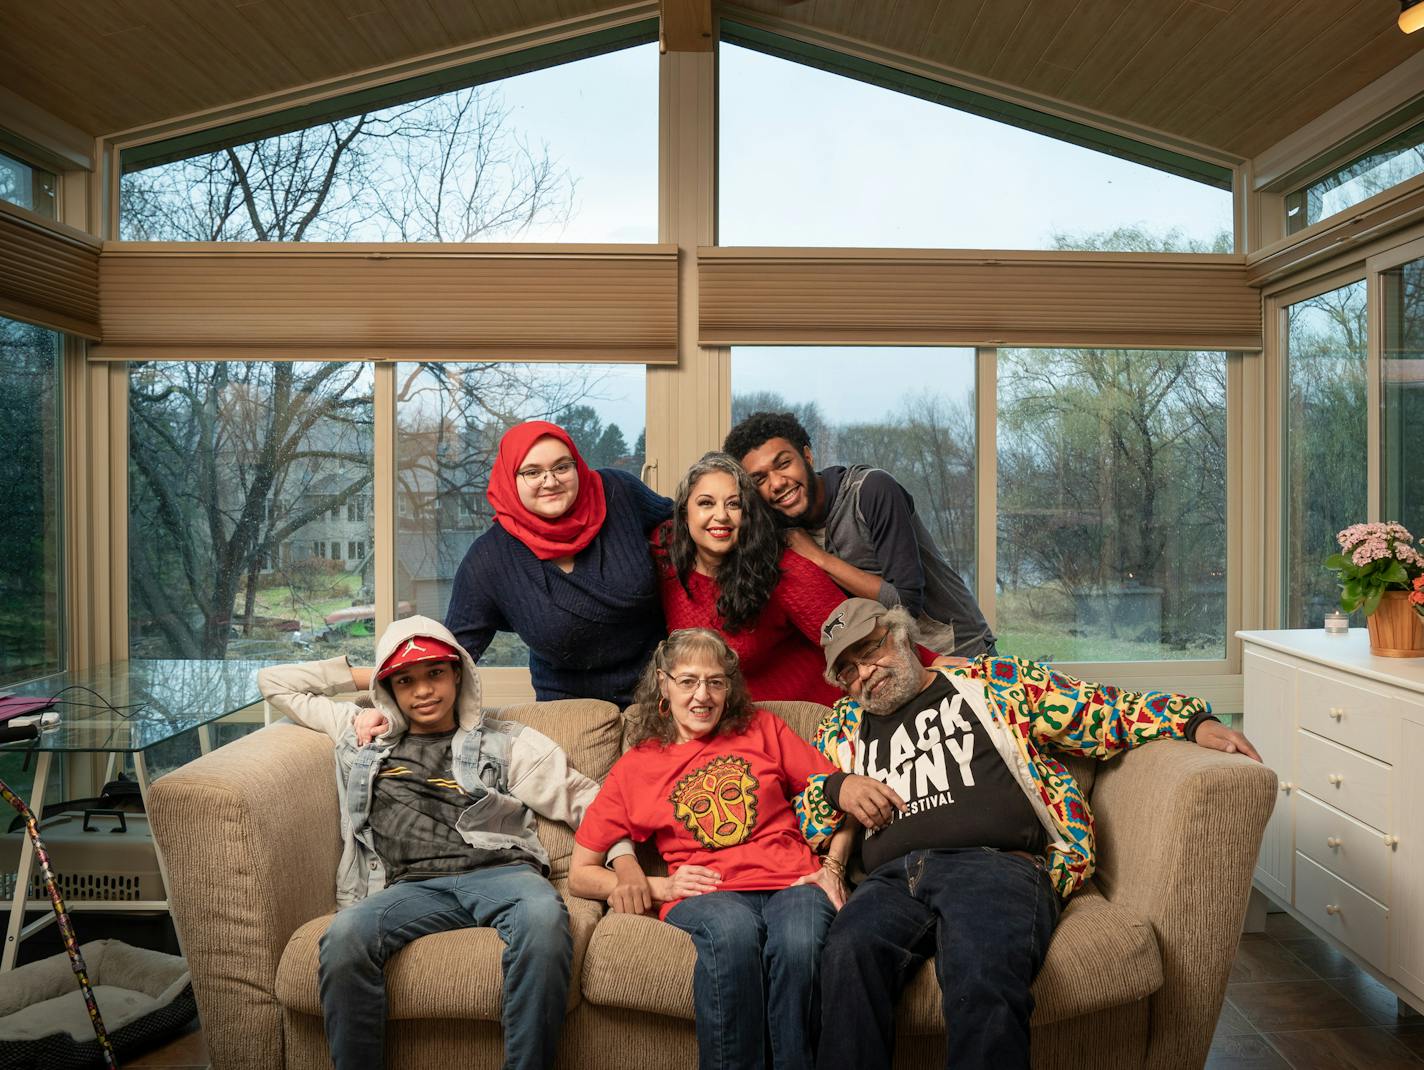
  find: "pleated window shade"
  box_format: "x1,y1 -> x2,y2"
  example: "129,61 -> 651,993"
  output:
0,201 -> 102,340
92,244 -> 680,362
699,248 -> 1263,351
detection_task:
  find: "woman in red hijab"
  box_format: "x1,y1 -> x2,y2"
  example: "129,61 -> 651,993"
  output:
444,421 -> 673,705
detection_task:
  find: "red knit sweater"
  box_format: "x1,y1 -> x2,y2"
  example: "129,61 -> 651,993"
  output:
658,546 -> 852,707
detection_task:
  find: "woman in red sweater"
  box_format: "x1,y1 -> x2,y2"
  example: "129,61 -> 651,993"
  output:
653,452 -> 855,706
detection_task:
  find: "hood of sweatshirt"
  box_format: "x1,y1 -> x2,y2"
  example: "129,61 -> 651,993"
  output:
369,615 -> 483,738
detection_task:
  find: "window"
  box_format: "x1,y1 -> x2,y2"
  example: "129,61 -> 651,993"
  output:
731,345 -> 978,591
129,362 -> 374,662
1282,281 -> 1367,628
0,147 -> 57,218
997,348 -> 1227,662
719,34 -> 1233,252
0,316 -> 62,685
394,362 -> 646,665
118,42 -> 658,243
1286,120 -> 1424,234
1383,254 -> 1424,538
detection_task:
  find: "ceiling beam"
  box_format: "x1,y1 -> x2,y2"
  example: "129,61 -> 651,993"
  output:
660,0 -> 714,52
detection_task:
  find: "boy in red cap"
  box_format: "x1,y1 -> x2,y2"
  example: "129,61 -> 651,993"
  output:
257,615 -> 644,1070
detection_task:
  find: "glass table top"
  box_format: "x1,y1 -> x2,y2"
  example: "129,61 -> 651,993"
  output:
1,659 -> 276,753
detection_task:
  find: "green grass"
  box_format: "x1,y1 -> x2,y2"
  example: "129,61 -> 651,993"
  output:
997,628 -> 1221,664
235,571 -> 364,636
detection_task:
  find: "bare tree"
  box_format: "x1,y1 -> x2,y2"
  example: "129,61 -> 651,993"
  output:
124,84 -> 584,658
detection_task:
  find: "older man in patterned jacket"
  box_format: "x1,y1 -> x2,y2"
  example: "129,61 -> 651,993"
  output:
807,598 -> 1259,1070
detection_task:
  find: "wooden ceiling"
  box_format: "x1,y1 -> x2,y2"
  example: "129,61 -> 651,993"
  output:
1,0 -> 1420,158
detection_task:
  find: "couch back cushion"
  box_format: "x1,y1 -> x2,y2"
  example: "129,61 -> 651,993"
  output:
496,698 -> 623,881
620,699 -> 831,753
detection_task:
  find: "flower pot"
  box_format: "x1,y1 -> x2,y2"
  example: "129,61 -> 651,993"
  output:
1366,590 -> 1424,657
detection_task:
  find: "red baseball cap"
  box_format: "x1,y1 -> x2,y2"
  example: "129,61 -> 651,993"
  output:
377,636 -> 462,680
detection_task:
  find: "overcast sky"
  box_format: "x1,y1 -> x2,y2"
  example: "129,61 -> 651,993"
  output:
487,41 -> 1232,439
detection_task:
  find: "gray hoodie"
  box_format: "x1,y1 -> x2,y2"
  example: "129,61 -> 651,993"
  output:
257,614 -> 631,908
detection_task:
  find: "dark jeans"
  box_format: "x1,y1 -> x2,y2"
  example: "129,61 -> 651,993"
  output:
817,848 -> 1061,1070
666,883 -> 835,1070
318,862 -> 572,1070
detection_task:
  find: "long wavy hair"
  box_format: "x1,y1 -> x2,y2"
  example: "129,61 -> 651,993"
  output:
628,628 -> 758,748
662,451 -> 784,633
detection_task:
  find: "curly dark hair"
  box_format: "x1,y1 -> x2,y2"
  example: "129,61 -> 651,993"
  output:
627,628 -> 758,748
722,411 -> 812,465
661,452 -> 784,633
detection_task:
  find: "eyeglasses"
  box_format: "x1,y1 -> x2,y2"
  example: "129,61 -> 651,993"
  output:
516,460 -> 577,486
662,672 -> 731,694
834,629 -> 891,689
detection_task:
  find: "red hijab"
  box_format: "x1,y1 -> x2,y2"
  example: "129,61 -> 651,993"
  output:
486,421 -> 607,561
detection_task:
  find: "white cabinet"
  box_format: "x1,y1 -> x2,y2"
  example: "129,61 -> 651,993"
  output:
1244,649 -> 1294,902
1239,630 -> 1424,1009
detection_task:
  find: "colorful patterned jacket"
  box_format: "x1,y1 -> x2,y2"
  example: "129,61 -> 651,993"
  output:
797,656 -> 1215,898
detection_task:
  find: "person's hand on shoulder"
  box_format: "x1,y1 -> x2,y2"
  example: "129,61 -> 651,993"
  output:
354,708 -> 390,746
1194,719 -> 1262,762
929,655 -> 971,669
784,527 -> 827,567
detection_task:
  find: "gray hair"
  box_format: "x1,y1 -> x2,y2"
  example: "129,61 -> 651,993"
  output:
823,604 -> 918,687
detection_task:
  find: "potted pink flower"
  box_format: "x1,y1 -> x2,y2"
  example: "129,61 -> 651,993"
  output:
1324,522 -> 1424,657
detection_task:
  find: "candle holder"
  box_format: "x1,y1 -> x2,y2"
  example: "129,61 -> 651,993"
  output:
1323,611 -> 1349,636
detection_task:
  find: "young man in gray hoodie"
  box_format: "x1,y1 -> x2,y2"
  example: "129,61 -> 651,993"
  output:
257,615 -> 643,1070
725,411 -> 995,659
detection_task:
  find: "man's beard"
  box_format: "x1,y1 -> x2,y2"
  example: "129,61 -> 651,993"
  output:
774,453 -> 818,527
858,639 -> 928,716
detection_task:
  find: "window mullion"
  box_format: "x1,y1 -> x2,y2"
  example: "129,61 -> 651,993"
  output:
976,347 -> 997,633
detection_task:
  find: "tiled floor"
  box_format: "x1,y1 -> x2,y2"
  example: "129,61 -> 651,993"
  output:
1209,911 -> 1424,1069
127,910 -> 1424,1070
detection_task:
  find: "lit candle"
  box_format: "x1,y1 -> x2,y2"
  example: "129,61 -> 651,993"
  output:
1323,611 -> 1349,635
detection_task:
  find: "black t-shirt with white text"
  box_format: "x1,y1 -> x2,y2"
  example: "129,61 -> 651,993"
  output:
854,674 -> 1046,874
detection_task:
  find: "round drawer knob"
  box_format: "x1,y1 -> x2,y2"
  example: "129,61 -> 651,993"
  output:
1328,774 -> 1344,786
1328,708 -> 1344,721
1327,836 -> 1342,849
1325,904 -> 1341,916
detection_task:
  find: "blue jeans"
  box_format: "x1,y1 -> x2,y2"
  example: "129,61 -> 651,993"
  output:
817,848 -> 1061,1070
318,862 -> 572,1070
665,883 -> 835,1070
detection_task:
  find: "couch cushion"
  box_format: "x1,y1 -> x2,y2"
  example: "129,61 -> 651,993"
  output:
581,912 -> 695,1018
581,880 -> 1159,1030
274,884 -> 600,1019
897,880 -> 1160,1032
620,699 -> 831,752
498,699 -> 622,881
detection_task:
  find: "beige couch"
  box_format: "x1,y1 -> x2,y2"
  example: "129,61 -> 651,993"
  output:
148,696 -> 1276,1070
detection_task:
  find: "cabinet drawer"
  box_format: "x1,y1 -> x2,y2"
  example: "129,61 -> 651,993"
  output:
1295,852 -> 1389,972
1296,790 -> 1391,904
1296,730 -> 1390,832
1297,666 -> 1393,760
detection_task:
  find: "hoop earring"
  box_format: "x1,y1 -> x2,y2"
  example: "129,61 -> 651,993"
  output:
657,695 -> 671,718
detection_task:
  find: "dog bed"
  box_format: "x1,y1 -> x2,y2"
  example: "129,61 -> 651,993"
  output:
0,939 -> 196,1069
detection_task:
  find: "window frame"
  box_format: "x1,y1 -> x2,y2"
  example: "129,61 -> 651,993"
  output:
58,12 -> 1310,709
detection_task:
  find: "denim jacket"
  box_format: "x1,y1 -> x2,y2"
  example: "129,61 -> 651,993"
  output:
258,615 -> 632,908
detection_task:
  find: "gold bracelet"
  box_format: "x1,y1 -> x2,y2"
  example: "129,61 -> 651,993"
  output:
820,856 -> 846,878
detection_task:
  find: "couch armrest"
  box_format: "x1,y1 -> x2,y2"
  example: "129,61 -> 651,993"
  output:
148,722 -> 341,1070
1088,739 -> 1277,1070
